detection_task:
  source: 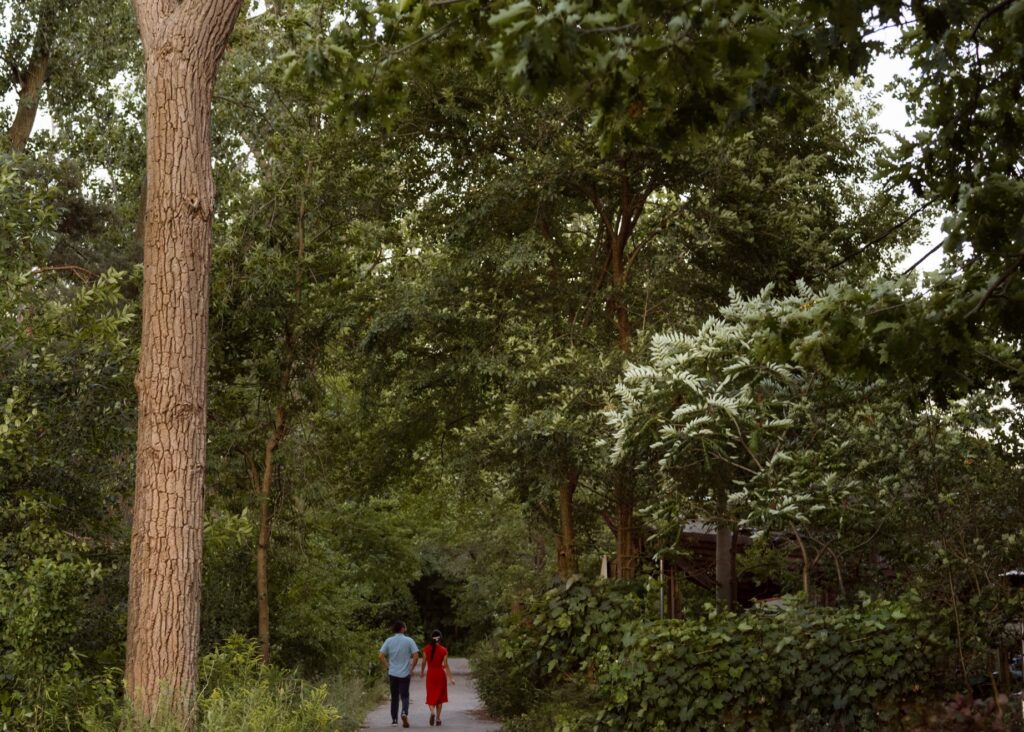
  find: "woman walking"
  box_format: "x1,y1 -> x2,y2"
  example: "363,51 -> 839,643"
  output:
420,629 -> 454,726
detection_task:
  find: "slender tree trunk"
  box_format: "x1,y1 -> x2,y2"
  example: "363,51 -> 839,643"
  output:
6,38 -> 49,153
600,178 -> 650,577
254,158 -> 308,663
556,470 -> 579,579
790,523 -> 811,598
608,225 -> 638,578
715,486 -> 735,610
613,481 -> 640,579
256,403 -> 286,663
608,231 -> 632,353
714,526 -> 734,608
125,0 -> 242,723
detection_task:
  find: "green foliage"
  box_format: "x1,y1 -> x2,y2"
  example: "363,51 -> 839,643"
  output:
472,636 -> 542,719
0,155 -> 61,262
5,1 -> 1024,729
516,579 -> 654,682
0,268 -> 136,729
400,0 -> 897,149
592,596 -> 944,730
474,579 -> 653,718
198,635 -> 344,731
482,581 -> 948,731
82,635 -> 379,732
498,687 -> 594,732
0,499 -> 107,728
0,0 -> 138,137
892,0 -> 1024,336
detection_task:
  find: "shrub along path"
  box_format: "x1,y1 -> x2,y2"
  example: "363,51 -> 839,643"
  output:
362,658 -> 500,730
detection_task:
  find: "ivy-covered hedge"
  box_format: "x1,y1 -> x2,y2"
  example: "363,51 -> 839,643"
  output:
477,581 -> 948,731
593,598 -> 941,730
474,579 -> 652,718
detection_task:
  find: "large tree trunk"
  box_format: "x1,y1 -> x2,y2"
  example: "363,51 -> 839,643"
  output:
556,470 -> 579,579
6,36 -> 49,153
125,0 -> 242,723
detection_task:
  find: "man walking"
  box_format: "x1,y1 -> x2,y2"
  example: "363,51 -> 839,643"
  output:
379,620 -> 420,727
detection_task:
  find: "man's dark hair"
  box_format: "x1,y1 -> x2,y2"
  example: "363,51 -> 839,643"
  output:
392,620 -> 406,634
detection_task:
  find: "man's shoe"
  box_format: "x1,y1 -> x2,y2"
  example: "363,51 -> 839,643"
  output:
402,713 -> 410,728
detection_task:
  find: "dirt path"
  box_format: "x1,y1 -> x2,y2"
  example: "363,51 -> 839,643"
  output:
361,658 -> 501,731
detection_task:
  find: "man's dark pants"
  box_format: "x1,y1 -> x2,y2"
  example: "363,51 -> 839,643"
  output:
389,674 -> 411,721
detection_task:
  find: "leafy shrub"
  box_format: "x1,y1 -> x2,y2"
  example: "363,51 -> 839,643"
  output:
473,578 -> 652,719
197,634 -> 345,731
592,596 -> 944,730
473,636 -> 543,718
497,683 -> 598,732
480,581 -> 948,730
82,635 -> 377,731
0,499 -> 107,728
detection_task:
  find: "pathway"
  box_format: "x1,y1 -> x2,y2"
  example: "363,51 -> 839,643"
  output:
362,658 -> 501,731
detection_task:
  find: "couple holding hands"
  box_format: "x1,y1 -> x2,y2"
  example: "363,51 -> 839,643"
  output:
379,621 -> 454,728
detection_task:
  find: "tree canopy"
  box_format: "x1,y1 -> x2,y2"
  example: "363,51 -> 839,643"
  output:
2,0 -> 1024,728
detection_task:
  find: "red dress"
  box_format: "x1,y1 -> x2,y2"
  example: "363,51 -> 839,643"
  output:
424,643 -> 449,705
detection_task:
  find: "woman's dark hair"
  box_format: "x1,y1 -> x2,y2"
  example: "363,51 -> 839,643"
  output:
392,620 -> 406,634
429,629 -> 442,661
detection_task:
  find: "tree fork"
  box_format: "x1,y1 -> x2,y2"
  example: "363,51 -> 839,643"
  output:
603,179 -> 651,578
125,0 -> 243,722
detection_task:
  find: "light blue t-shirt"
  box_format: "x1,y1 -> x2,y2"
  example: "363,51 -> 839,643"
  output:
380,633 -> 419,678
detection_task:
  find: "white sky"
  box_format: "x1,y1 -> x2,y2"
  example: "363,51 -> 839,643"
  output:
864,31 -> 947,275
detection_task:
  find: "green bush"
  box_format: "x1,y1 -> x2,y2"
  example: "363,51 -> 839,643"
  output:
473,578 -> 651,719
480,581 -> 948,730
81,635 -> 379,732
497,683 -> 598,732
473,636 -> 542,718
592,596 -> 943,730
0,500 -> 108,729
197,634 -> 348,731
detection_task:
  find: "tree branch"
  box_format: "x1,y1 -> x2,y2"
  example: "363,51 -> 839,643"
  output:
971,0 -> 1015,41
965,248 -> 1024,319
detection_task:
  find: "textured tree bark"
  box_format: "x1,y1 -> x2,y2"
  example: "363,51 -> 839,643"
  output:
555,470 -> 579,579
6,38 -> 49,153
125,0 -> 242,723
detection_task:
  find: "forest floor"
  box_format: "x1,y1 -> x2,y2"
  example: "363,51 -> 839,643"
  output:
361,658 -> 501,731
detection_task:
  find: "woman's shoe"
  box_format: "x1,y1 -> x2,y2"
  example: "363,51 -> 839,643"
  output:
429,713 -> 435,726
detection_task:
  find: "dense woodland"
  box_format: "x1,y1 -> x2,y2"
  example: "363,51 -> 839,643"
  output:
2,0 -> 1024,729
